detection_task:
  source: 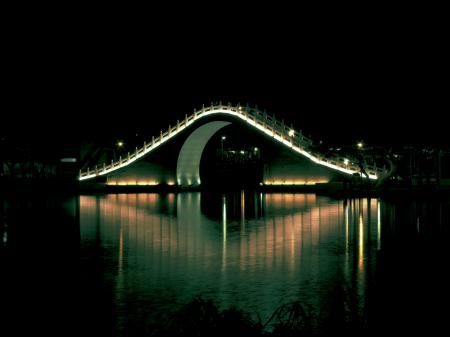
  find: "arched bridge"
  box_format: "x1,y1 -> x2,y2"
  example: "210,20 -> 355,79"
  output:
79,104 -> 383,186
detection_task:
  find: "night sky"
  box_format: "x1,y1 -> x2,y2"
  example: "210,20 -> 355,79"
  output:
4,13 -> 448,151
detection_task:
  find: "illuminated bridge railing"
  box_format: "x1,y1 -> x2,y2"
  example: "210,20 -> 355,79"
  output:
79,104 -> 384,181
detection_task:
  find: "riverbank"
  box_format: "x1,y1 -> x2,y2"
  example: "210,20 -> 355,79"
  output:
1,179 -> 450,198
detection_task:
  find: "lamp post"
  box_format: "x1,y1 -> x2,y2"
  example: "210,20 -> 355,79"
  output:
221,136 -> 226,160
114,140 -> 124,161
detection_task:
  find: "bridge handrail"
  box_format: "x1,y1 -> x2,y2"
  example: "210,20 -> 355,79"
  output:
79,103 -> 383,180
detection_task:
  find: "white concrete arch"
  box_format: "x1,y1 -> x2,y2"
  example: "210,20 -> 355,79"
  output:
176,121 -> 230,186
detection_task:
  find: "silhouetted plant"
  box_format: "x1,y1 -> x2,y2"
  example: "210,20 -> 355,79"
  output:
153,289 -> 376,337
264,301 -> 314,337
155,296 -> 262,337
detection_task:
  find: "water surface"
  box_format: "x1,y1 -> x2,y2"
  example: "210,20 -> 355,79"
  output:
1,192 -> 449,336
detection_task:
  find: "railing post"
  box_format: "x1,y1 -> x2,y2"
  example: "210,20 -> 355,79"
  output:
177,120 -> 180,131
111,159 -> 114,167
194,108 -> 197,118
144,141 -> 146,149
103,163 -> 106,170
152,136 -> 155,146
135,147 -> 138,156
127,152 -> 130,161
119,156 -> 122,164
87,167 -> 89,175
160,130 -> 163,140
168,125 -> 171,136
95,165 -> 98,174
185,114 -> 188,124
79,169 -> 81,177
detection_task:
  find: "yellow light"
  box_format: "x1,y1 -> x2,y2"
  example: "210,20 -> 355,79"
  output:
344,158 -> 349,165
264,179 -> 328,186
359,214 -> 364,268
288,129 -> 295,137
357,142 -> 363,149
117,141 -> 124,148
108,180 -> 159,186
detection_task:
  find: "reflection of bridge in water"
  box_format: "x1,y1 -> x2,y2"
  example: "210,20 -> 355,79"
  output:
79,104 -> 384,187
80,192 -> 381,318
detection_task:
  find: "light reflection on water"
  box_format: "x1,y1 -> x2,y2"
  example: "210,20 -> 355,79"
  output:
79,192 -> 381,329
3,193 -> 450,335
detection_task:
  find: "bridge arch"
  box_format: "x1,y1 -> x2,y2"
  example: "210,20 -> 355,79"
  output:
176,121 -> 230,186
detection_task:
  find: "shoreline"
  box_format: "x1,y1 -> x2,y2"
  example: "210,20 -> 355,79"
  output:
1,179 -> 450,198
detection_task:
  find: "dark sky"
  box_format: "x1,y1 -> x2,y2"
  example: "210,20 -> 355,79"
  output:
4,12 -> 448,149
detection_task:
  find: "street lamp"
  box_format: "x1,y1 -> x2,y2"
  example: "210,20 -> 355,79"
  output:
357,142 -> 363,149
114,141 -> 124,162
221,136 -> 226,159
